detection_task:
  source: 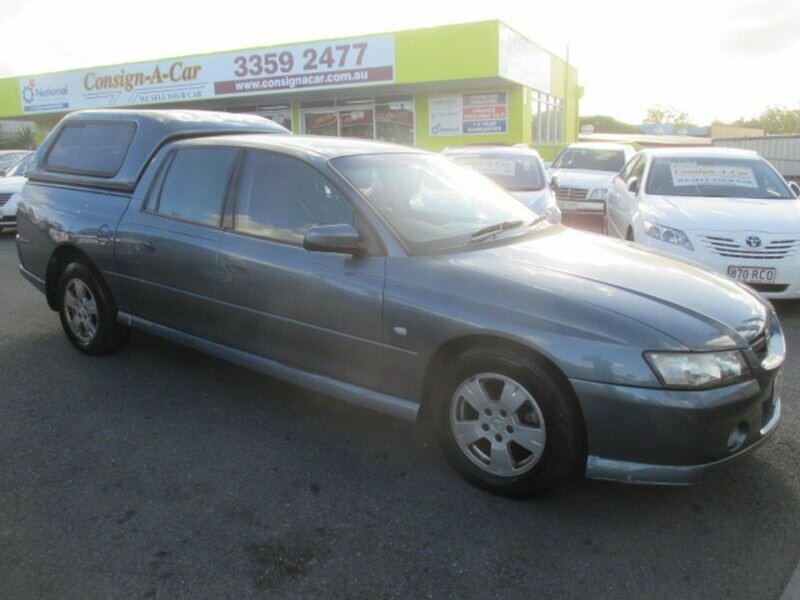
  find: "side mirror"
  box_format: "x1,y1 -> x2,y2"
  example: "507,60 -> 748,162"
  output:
303,223 -> 361,254
627,177 -> 640,195
789,181 -> 800,198
544,205 -> 562,225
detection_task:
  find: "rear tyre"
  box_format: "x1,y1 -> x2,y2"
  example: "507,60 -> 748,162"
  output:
57,261 -> 129,355
431,347 -> 585,498
626,228 -> 634,242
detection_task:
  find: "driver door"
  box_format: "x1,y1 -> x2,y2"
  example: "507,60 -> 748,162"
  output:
215,150 -> 386,390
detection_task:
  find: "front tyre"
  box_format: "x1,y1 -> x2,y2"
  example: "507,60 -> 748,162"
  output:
432,348 -> 585,498
57,261 -> 129,355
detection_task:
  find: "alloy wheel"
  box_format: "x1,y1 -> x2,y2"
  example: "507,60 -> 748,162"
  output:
450,373 -> 547,477
63,278 -> 99,344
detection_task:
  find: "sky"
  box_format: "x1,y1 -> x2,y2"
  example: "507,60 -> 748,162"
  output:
1,0 -> 798,125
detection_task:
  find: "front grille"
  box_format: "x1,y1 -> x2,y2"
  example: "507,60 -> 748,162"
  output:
0,193 -> 11,207
749,283 -> 789,293
701,235 -> 799,260
554,187 -> 588,202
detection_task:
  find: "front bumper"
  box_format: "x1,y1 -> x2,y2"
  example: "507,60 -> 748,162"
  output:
638,234 -> 800,299
571,364 -> 783,485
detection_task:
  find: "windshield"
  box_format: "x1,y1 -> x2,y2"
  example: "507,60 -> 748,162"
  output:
5,153 -> 33,177
332,153 -> 542,254
447,153 -> 545,191
646,156 -> 794,199
552,147 -> 626,172
0,153 -> 27,172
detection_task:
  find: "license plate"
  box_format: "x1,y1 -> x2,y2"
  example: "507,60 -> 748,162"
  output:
557,200 -> 602,212
726,266 -> 776,284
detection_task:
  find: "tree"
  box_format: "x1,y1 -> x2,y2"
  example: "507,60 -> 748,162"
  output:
643,106 -> 694,128
10,126 -> 37,150
579,115 -> 640,134
731,106 -> 800,135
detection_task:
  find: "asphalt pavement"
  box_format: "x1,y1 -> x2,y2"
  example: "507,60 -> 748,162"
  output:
0,231 -> 798,599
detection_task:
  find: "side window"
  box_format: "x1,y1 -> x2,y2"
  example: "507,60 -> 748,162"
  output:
46,122 -> 136,177
630,157 -> 646,183
156,147 -> 238,226
620,154 -> 641,182
234,151 -> 354,244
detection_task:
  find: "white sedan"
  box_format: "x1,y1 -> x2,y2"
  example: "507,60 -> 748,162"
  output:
443,145 -> 561,223
0,153 -> 33,232
606,147 -> 800,299
548,142 -> 635,226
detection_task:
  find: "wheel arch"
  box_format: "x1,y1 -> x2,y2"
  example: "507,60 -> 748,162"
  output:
419,335 -> 579,418
45,244 -> 106,310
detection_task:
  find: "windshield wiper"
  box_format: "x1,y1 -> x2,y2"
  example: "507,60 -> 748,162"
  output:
469,220 -> 524,242
468,217 -> 551,243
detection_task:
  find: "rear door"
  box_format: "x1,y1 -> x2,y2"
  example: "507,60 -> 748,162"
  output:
114,145 -> 238,340
215,150 -> 385,390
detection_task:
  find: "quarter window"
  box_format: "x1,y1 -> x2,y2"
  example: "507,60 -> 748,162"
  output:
620,154 -> 642,182
156,147 -> 238,226
234,151 -> 354,244
628,157 -> 646,184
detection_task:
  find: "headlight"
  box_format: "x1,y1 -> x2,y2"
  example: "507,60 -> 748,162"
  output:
587,188 -> 608,200
643,221 -> 694,250
645,350 -> 750,389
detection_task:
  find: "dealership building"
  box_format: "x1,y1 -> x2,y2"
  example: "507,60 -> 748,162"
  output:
0,21 -> 581,159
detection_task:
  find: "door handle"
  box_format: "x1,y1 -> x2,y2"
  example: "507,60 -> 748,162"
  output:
136,240 -> 157,254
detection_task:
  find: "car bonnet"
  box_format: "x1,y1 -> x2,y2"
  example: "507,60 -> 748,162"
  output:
437,227 -> 767,351
642,194 -> 800,234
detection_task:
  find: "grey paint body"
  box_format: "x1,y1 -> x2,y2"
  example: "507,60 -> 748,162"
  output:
16,110 -> 787,485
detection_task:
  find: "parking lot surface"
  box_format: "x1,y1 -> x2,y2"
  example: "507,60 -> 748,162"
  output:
0,231 -> 798,599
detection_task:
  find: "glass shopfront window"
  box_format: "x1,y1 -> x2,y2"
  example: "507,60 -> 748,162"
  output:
305,112 -> 338,136
340,109 -> 374,139
301,95 -> 414,145
376,96 -> 414,145
531,92 -> 563,145
225,104 -> 292,131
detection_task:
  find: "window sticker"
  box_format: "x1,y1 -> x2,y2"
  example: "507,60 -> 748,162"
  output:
670,164 -> 758,188
459,158 -> 516,176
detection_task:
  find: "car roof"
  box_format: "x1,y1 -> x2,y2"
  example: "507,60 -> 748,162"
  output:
186,133 -> 426,159
442,145 -> 542,158
642,147 -> 760,159
61,108 -> 287,131
565,142 -> 634,151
